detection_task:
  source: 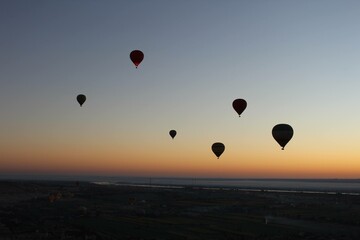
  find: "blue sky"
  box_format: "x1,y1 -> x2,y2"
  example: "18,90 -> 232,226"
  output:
1,0 -> 360,178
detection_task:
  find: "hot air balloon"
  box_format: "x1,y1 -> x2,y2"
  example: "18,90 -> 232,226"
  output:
130,50 -> 144,68
272,124 -> 294,150
169,130 -> 177,139
77,94 -> 86,107
232,99 -> 247,117
212,142 -> 225,159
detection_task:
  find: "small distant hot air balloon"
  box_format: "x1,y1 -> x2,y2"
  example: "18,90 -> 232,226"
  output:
272,124 -> 294,150
232,99 -> 247,117
212,142 -> 225,159
77,94 -> 86,107
130,50 -> 144,68
169,130 -> 177,139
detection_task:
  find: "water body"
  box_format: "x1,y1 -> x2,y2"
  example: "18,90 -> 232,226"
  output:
1,174 -> 360,194
98,177 -> 360,195
113,178 -> 360,194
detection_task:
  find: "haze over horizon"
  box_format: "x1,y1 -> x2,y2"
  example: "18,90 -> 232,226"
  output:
1,0 -> 360,179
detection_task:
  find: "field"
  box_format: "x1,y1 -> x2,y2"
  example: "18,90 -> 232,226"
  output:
0,181 -> 360,239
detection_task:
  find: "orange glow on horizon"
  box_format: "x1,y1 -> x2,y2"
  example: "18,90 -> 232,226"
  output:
2,126 -> 360,179
2,151 -> 360,179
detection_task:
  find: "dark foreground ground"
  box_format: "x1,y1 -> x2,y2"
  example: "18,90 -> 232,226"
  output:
0,181 -> 360,239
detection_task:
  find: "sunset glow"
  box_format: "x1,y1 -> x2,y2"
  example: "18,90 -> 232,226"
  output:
1,0 -> 360,179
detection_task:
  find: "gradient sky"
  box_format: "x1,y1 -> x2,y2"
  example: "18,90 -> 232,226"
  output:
1,0 -> 360,178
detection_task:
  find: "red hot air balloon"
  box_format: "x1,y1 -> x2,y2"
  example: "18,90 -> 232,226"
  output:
212,142 -> 225,159
272,124 -> 294,150
130,50 -> 144,68
169,130 -> 177,139
232,99 -> 247,117
77,94 -> 86,107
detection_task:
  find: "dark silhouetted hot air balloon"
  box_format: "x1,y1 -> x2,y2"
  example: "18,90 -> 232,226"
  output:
212,142 -> 225,159
272,124 -> 294,150
77,94 -> 86,107
232,99 -> 247,117
169,130 -> 177,139
130,50 -> 144,68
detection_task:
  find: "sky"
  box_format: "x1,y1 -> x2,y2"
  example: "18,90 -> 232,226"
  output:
1,0 -> 360,178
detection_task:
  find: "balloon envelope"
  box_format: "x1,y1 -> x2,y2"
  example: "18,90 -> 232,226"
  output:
77,94 -> 86,107
272,124 -> 294,150
232,99 -> 247,117
212,142 -> 225,159
169,130 -> 177,139
130,50 -> 144,68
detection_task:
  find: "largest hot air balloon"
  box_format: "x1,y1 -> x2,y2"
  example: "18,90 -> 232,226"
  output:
232,99 -> 247,117
169,130 -> 177,139
130,50 -> 144,68
272,124 -> 293,150
77,94 -> 86,107
212,142 -> 225,159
